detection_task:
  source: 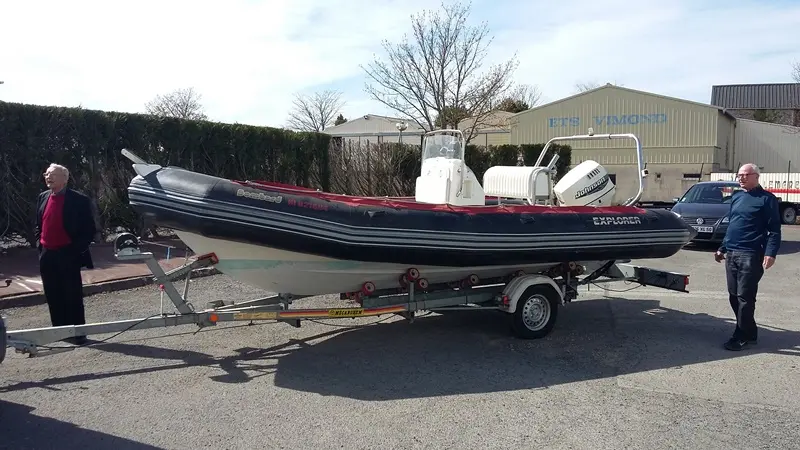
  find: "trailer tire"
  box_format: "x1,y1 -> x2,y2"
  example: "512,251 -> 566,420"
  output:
510,285 -> 559,339
780,204 -> 796,225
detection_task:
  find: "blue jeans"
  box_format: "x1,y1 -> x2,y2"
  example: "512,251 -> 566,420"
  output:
725,250 -> 764,341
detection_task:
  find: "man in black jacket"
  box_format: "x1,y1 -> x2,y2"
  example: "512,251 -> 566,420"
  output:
34,163 -> 96,345
715,163 -> 781,351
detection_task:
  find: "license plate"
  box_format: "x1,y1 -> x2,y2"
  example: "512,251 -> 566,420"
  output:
692,225 -> 714,233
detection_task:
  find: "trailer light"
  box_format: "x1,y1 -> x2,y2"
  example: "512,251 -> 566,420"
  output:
209,313 -> 219,323
197,252 -> 219,264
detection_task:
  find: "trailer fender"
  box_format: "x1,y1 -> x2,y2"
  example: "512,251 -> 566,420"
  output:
501,274 -> 563,314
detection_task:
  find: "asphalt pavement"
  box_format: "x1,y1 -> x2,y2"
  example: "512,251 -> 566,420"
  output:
1,228 -> 799,449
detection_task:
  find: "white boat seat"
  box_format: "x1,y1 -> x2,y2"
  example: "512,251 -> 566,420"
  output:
483,166 -> 552,204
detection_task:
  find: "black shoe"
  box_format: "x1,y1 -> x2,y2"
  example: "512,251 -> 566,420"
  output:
724,337 -> 755,351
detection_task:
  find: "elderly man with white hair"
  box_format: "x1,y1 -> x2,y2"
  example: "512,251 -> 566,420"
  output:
33,163 -> 97,345
715,163 -> 781,351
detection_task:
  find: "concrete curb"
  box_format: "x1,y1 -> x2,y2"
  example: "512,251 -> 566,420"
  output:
0,267 -> 221,310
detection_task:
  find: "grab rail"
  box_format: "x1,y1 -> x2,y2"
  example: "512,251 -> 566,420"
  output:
534,129 -> 646,206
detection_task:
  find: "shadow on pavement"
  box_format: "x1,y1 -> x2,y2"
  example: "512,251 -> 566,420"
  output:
1,298 -> 798,401
0,400 -> 162,449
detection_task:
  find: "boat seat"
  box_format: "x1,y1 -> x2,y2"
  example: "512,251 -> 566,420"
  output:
483,166 -> 552,204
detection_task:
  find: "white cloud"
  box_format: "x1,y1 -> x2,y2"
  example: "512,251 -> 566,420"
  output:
487,0 -> 800,105
1,0 -> 799,128
0,0 -> 431,126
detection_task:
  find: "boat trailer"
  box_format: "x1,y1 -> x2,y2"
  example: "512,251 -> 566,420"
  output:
0,234 -> 690,363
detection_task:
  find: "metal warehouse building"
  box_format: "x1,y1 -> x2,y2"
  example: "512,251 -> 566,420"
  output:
508,84 -> 800,203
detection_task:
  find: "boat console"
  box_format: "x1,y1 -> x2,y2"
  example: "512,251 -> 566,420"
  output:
414,130 -> 486,206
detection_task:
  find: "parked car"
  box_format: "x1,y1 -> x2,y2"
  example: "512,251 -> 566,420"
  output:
671,181 -> 743,244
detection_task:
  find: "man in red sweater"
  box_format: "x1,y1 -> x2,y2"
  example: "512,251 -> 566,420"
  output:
34,163 -> 97,345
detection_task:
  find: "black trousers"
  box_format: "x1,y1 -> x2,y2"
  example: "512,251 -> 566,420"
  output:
724,250 -> 764,341
39,247 -> 86,327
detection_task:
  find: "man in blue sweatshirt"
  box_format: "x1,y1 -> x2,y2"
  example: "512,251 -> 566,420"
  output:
715,163 -> 781,351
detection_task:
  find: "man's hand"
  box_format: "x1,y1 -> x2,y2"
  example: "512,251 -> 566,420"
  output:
714,251 -> 725,263
763,256 -> 775,270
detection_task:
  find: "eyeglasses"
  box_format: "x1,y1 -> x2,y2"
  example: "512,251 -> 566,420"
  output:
736,173 -> 756,178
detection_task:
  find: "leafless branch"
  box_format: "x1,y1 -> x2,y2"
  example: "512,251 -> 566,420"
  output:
574,80 -> 623,93
574,81 -> 599,93
492,83 -> 542,113
286,90 -> 346,132
512,84 -> 542,107
144,87 -> 208,121
360,0 -> 518,143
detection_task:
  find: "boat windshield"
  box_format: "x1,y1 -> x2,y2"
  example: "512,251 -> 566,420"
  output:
421,132 -> 464,162
679,183 -> 742,204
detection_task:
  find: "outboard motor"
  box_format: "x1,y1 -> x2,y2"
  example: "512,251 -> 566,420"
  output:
553,160 -> 617,207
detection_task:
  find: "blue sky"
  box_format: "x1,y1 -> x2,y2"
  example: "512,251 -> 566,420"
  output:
1,0 -> 799,128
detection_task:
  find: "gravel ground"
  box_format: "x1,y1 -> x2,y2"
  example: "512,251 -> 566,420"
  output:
1,229 -> 800,449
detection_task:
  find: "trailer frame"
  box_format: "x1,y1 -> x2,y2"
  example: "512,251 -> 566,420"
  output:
1,234 -> 690,363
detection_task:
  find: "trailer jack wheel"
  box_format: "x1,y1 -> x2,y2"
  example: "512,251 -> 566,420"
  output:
510,286 -> 559,339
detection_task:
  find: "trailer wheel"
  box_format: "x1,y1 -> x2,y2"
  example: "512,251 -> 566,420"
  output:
510,285 -> 559,339
780,204 -> 796,225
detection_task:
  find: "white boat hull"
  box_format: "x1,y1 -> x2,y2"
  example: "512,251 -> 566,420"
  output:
174,231 -> 560,296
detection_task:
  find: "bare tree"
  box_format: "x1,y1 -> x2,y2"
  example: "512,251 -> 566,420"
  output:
574,81 -> 601,93
494,83 -> 543,113
286,90 -> 345,132
360,1 -> 518,142
788,62 -> 800,131
574,81 -> 623,93
145,87 -> 207,120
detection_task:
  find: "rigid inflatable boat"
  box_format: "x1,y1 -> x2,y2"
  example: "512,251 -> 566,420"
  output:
121,129 -> 695,296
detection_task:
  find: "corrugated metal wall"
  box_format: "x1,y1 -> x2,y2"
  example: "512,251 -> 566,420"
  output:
510,86 -> 726,158
730,119 -> 800,172
507,86 -> 738,202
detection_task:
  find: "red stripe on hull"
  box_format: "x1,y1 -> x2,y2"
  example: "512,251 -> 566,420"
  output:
235,180 -> 647,215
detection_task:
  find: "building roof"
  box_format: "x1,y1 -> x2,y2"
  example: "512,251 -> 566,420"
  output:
710,83 -> 800,110
510,84 -> 736,120
322,114 -> 425,137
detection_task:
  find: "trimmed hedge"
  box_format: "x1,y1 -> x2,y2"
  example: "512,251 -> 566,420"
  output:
0,101 -> 331,246
0,102 -> 571,247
